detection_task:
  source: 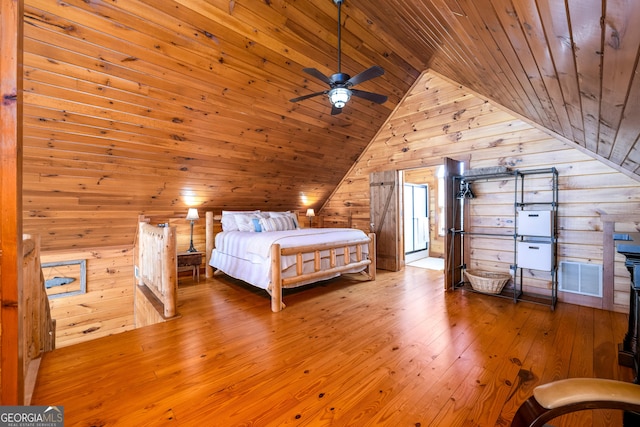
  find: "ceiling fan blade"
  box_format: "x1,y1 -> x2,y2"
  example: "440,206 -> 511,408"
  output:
303,68 -> 332,85
290,91 -> 328,103
331,105 -> 343,115
351,89 -> 388,104
346,65 -> 385,87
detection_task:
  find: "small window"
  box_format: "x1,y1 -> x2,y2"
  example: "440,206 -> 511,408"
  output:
42,259 -> 87,299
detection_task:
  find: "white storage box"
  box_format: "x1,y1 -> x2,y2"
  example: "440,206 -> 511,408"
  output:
517,210 -> 554,237
517,241 -> 554,271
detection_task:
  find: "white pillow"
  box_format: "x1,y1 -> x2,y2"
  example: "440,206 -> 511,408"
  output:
259,216 -> 297,232
266,211 -> 299,229
221,215 -> 238,232
221,210 -> 260,232
234,213 -> 261,232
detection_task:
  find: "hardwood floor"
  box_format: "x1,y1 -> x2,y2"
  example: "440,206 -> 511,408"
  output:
32,267 -> 634,426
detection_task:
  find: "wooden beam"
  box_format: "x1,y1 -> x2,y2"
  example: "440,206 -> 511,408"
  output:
1,0 -> 24,405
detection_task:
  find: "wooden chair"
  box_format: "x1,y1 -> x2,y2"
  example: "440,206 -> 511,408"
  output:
511,378 -> 640,427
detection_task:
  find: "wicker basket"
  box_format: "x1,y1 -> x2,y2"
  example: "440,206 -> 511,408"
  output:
465,270 -> 511,294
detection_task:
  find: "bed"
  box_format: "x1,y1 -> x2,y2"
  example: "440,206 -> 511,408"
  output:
206,211 -> 376,312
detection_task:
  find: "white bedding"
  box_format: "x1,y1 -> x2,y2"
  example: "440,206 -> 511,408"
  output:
209,228 -> 370,290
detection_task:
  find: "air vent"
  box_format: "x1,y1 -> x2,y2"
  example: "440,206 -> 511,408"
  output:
559,261 -> 602,297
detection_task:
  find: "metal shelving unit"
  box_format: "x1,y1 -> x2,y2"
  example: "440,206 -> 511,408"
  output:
450,167 -> 558,309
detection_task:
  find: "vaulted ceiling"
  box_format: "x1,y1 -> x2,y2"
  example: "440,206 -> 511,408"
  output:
20,0 -> 640,248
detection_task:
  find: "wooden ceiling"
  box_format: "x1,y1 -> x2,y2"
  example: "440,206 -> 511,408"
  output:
20,0 -> 640,249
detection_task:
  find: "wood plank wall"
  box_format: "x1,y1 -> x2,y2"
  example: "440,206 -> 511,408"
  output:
42,215 -> 209,347
322,70 -> 640,313
41,246 -> 135,347
21,0 -> 398,258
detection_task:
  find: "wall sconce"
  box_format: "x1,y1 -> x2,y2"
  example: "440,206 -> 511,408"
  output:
186,208 -> 200,252
306,208 -> 315,227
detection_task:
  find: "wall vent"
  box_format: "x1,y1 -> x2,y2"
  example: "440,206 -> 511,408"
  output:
559,261 -> 602,297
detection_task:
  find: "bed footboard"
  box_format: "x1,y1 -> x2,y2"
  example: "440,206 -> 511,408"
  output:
269,233 -> 376,312
137,222 -> 178,318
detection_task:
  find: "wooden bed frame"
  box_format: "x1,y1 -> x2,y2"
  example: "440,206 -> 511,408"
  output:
136,219 -> 178,318
204,211 -> 376,312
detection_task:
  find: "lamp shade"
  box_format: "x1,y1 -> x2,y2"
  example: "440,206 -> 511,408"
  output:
328,87 -> 351,108
306,208 -> 315,217
186,208 -> 199,221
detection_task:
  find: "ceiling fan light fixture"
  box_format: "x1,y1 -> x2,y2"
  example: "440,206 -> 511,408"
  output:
329,87 -> 351,108
289,0 -> 385,114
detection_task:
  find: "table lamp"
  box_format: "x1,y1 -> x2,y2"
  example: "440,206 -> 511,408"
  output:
186,208 -> 199,252
306,208 -> 315,228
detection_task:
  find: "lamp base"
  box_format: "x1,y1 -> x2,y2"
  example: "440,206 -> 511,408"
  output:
187,221 -> 197,252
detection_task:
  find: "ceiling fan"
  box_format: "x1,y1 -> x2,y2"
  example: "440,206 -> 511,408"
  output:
289,0 -> 388,115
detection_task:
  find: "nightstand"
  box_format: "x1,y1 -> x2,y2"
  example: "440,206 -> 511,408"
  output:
177,251 -> 203,281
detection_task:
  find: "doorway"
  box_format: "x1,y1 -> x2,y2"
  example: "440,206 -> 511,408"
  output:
404,183 -> 429,258
370,158 -> 466,279
402,165 -> 445,269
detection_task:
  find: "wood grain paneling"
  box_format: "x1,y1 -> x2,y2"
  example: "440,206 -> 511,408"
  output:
16,0 -> 640,255
20,0 -> 412,252
323,70 -> 640,313
41,246 -> 135,347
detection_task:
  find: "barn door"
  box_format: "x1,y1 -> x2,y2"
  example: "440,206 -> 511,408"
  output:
444,158 -> 464,290
370,170 -> 402,271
